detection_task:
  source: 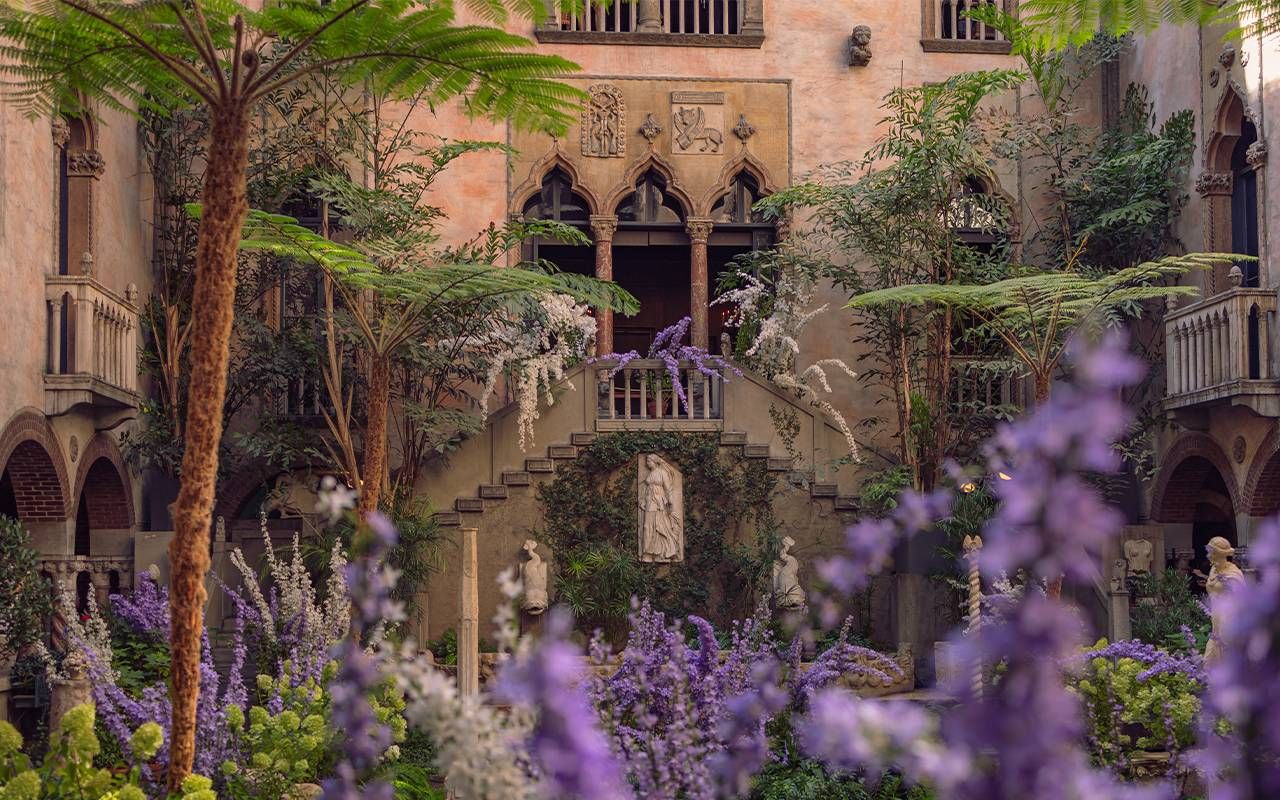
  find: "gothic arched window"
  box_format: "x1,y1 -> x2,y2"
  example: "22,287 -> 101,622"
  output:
523,167 -> 590,224
616,170 -> 685,224
1231,119 -> 1260,287
711,172 -> 766,224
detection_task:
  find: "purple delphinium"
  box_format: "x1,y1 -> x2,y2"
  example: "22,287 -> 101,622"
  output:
1194,516 -> 1280,800
320,512 -> 403,800
594,316 -> 743,414
1080,639 -> 1206,687
495,608 -> 630,800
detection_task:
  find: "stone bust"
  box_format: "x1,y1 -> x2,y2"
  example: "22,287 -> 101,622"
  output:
849,25 -> 873,67
520,539 -> 549,615
1123,538 -> 1153,576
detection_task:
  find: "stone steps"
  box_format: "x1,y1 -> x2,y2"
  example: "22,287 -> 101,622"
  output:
502,470 -> 532,487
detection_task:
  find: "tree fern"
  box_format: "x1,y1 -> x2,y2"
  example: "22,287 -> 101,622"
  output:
1018,0 -> 1280,43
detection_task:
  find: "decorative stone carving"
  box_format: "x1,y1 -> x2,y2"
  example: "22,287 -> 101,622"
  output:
732,114 -> 756,142
638,454 -> 683,563
1228,264 -> 1245,286
849,25 -> 873,67
1195,170 -> 1232,196
1123,538 -> 1154,576
1110,559 -> 1128,593
79,252 -> 94,276
1219,45 -> 1236,69
68,435 -> 79,464
67,149 -> 105,177
1241,48 -> 1250,67
685,218 -> 713,243
51,117 -> 70,148
1233,435 -> 1247,464
215,515 -> 227,542
638,113 -> 663,143
582,84 -> 625,158
772,535 -> 806,610
520,539 -> 549,615
1208,68 -> 1220,88
1247,140 -> 1268,168
1204,536 -> 1245,663
671,91 -> 724,155
125,283 -> 140,304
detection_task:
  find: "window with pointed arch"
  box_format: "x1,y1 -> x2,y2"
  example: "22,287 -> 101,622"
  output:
522,166 -> 591,225
1231,119 -> 1260,288
616,169 -> 685,225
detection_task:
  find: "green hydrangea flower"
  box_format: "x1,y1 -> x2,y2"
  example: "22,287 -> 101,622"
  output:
129,722 -> 163,762
0,722 -> 22,756
0,770 -> 41,800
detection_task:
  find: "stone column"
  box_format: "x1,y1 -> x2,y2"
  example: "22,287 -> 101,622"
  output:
49,650 -> 91,732
1195,171 -> 1233,293
637,0 -> 662,32
590,215 -> 619,356
741,0 -> 764,35
686,218 -> 714,350
458,527 -> 479,697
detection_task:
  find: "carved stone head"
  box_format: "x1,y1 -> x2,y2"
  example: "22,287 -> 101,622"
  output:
852,25 -> 871,45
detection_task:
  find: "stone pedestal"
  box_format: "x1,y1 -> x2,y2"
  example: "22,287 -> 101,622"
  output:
458,527 -> 479,697
49,652 -> 91,732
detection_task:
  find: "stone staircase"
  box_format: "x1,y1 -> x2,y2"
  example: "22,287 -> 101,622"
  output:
430,429 -> 860,528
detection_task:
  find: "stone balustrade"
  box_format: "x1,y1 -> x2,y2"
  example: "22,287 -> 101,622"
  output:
1165,287 -> 1276,410
539,0 -> 763,40
595,359 -> 723,429
45,274 -> 140,408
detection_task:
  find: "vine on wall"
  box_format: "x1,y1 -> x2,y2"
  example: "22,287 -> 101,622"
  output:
536,432 -> 780,638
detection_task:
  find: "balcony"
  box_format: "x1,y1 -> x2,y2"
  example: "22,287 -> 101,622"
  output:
1165,287 -> 1279,418
922,0 -> 1015,54
595,359 -> 724,431
536,0 -> 764,47
45,274 -> 140,415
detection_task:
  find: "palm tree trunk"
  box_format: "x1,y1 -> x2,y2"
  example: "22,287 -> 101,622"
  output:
358,352 -> 391,516
167,103 -> 251,794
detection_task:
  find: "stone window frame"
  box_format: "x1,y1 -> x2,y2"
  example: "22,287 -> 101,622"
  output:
920,0 -> 1015,54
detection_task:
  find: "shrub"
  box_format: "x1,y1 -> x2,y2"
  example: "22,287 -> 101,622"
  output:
1129,569 -> 1210,654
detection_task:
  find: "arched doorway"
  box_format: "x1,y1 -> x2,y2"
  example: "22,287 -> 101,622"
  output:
71,455 -> 133,558
1152,448 -> 1239,586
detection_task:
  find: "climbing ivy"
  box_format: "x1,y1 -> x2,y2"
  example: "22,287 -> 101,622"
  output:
536,432 -> 780,639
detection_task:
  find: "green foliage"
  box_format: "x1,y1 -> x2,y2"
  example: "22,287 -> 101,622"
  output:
536,432 -> 780,638
385,493 -> 446,617
1017,0 -> 1272,44
856,465 -> 915,517
1073,640 -> 1202,768
222,661 -> 407,800
391,764 -> 446,800
105,616 -> 170,699
1130,569 -> 1212,653
0,516 -> 52,661
424,629 -> 458,667
751,760 -> 935,800
0,705 -> 200,800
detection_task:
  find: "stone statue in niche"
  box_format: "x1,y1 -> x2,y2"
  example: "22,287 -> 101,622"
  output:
582,83 -> 626,158
849,25 -> 872,67
520,539 -> 549,615
672,107 -> 724,154
638,454 -> 683,562
1203,536 -> 1246,663
772,536 -> 806,610
1123,538 -> 1154,576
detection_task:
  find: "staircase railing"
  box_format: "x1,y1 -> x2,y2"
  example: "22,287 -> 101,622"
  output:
595,359 -> 723,427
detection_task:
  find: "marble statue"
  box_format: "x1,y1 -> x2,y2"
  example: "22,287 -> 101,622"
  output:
639,454 -> 683,562
772,536 -> 806,610
1204,536 -> 1246,663
520,539 -> 549,615
1123,538 -> 1154,576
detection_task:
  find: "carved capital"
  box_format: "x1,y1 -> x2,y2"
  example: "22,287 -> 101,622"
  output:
685,218 -> 713,243
51,117 -> 70,149
589,214 -> 619,241
1247,141 -> 1268,168
67,149 -> 105,177
1195,170 -> 1233,196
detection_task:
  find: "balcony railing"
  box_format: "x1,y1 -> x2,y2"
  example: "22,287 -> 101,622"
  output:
922,0 -> 1015,53
595,359 -> 723,430
45,274 -> 140,411
538,0 -> 762,43
1165,287 -> 1277,412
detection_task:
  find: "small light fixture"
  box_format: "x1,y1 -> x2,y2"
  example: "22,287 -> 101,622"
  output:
997,471 -> 1012,481
960,482 -> 977,494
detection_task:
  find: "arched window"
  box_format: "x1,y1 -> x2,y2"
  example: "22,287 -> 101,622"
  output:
56,116 -> 100,276
711,172 -> 766,224
1231,120 -> 1260,287
523,167 -> 590,224
616,170 -> 685,224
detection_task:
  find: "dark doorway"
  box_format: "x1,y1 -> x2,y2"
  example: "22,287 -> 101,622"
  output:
74,492 -> 90,556
612,245 -> 692,354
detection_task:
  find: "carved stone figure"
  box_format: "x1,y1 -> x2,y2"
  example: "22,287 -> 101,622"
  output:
849,25 -> 872,67
1204,536 -> 1246,663
520,539 -> 549,615
582,84 -> 625,158
732,114 -> 756,142
1123,538 -> 1154,576
772,536 -> 806,610
672,106 -> 724,154
638,113 -> 663,143
638,454 -> 683,562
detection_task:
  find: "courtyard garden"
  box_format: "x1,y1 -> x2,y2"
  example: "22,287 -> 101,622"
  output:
0,0 -> 1277,798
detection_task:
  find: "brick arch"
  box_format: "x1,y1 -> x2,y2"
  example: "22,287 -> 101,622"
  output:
1149,433 -> 1241,523
214,458 -> 327,525
72,434 -> 133,529
0,409 -> 70,521
1243,425 -> 1280,516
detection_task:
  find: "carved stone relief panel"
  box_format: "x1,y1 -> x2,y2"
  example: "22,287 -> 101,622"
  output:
582,83 -> 626,158
671,91 -> 725,155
